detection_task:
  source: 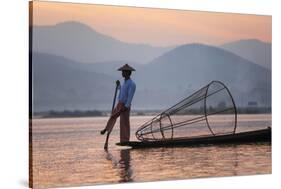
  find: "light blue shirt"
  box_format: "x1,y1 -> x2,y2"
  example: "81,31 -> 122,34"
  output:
118,78 -> 136,108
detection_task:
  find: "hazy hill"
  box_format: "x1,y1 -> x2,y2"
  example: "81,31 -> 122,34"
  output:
32,52 -> 117,112
32,44 -> 271,112
221,39 -> 271,69
32,21 -> 172,64
135,44 -> 271,108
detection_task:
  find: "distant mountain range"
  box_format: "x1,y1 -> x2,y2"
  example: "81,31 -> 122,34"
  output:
135,44 -> 271,108
32,21 -> 271,68
32,21 -> 172,64
221,39 -> 271,69
31,21 -> 271,112
32,53 -> 116,111
32,44 -> 271,111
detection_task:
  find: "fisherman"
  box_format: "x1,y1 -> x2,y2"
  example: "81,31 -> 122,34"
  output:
100,64 -> 136,149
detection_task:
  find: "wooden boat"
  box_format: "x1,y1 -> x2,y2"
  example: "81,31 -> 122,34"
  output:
119,82 -> 271,149
116,127 -> 271,149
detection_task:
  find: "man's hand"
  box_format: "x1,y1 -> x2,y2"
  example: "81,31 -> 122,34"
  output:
116,80 -> 120,86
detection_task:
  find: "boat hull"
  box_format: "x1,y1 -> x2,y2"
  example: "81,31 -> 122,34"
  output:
116,128 -> 271,149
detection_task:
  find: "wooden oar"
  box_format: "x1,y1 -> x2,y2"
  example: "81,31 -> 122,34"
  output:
111,80 -> 120,114
104,80 -> 120,150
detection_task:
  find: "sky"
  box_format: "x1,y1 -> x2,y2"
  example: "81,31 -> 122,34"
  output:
31,1 -> 272,47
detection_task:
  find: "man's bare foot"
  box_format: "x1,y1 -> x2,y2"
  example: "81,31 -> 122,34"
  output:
100,129 -> 107,135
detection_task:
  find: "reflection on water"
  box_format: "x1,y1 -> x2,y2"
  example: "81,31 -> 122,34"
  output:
105,149 -> 133,183
31,115 -> 271,188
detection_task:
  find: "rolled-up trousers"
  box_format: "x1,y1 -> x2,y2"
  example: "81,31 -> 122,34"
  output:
105,102 -> 130,143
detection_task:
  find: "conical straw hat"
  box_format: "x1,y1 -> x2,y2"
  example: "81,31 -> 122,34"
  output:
117,64 -> 136,71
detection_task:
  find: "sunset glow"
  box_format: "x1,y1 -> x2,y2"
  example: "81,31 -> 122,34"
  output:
32,1 -> 272,46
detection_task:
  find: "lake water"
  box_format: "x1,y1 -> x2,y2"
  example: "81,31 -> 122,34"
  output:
31,114 -> 271,188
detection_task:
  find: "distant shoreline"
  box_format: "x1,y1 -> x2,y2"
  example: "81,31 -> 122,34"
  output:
32,107 -> 271,119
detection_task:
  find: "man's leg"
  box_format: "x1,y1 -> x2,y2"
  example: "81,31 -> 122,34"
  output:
120,108 -> 130,143
102,103 -> 122,149
103,113 -> 119,149
101,103 -> 122,134
104,116 -> 118,133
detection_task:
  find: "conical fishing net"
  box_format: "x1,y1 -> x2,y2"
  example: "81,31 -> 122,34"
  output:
136,81 -> 237,141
